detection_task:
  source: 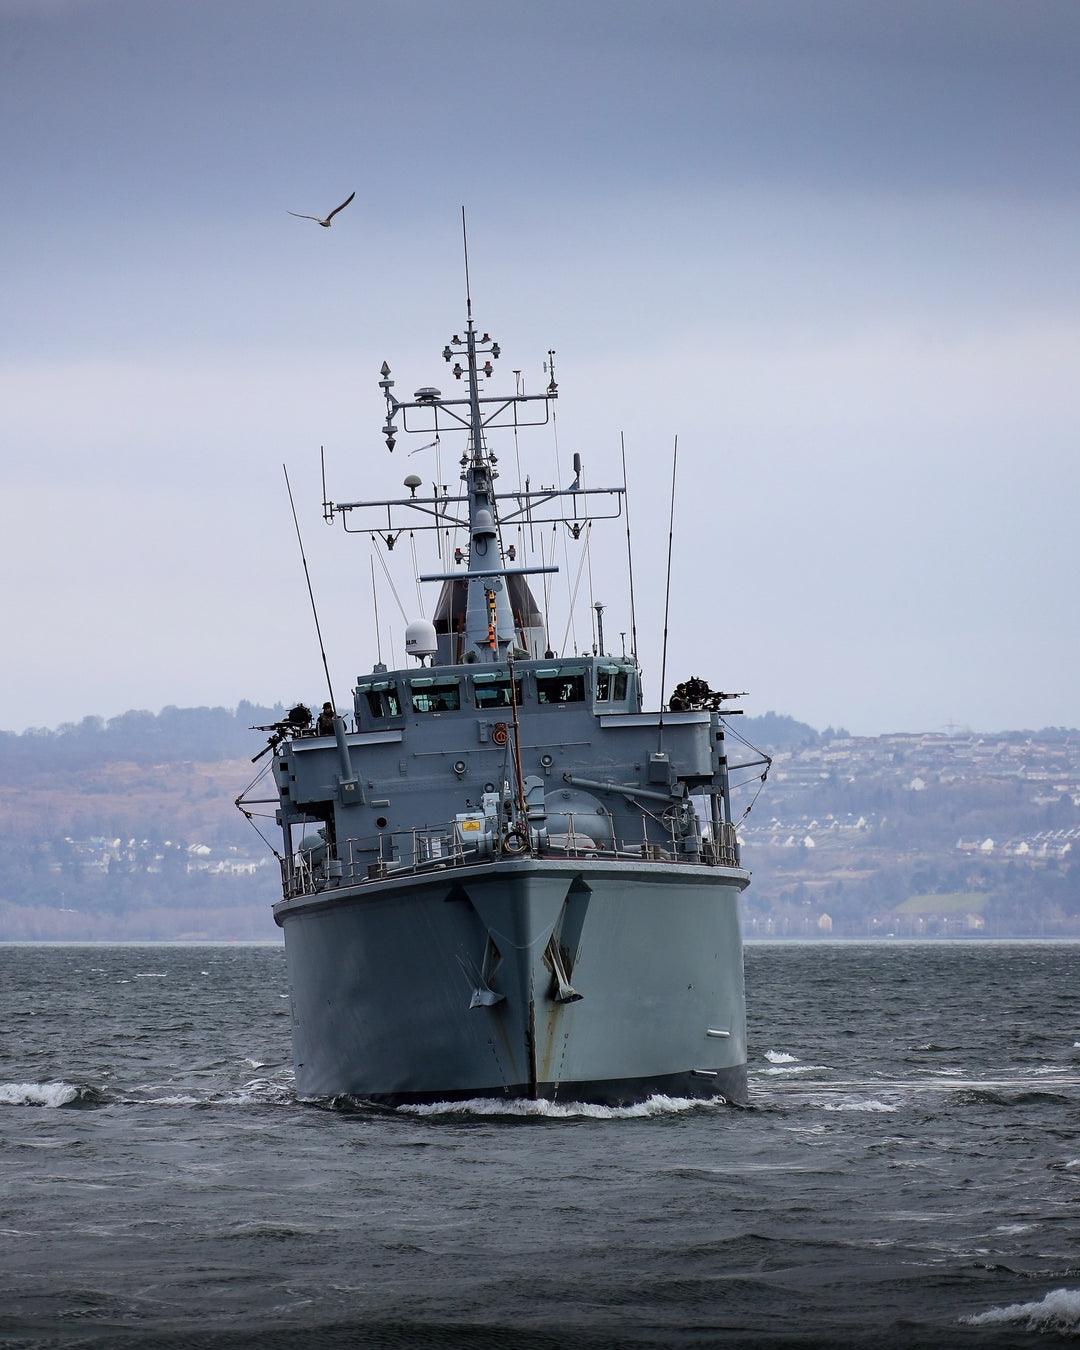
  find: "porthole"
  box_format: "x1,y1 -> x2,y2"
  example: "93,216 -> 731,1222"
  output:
376,816 -> 388,828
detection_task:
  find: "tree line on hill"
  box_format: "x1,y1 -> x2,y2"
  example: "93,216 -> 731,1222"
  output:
1,702 -> 288,775
0,702 -> 822,775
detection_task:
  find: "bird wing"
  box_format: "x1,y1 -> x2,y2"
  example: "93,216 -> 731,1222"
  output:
287,211 -> 323,221
324,191 -> 356,221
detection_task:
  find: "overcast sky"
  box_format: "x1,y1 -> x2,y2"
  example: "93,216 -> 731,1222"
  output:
3,0 -> 1078,737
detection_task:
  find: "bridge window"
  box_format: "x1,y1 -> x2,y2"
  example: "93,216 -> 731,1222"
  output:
408,678 -> 461,713
596,665 -> 630,702
363,680 -> 401,719
536,667 -> 586,704
473,673 -> 524,710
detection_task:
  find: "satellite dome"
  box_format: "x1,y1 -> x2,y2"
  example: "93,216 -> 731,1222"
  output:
405,618 -> 439,661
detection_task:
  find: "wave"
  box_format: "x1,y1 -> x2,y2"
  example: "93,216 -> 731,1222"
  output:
962,1287 -> 1080,1333
215,1076 -> 295,1107
764,1049 -> 798,1064
0,1080 -> 102,1109
758,1063 -> 831,1077
822,1098 -> 899,1113
0,1075 -> 294,1110
946,1087 -> 1075,1108
115,1076 -> 295,1108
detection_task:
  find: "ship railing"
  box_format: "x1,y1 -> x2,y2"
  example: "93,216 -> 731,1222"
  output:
705,822 -> 740,867
281,829 -> 465,898
377,827 -> 469,875
280,816 -> 743,898
283,851 -> 318,898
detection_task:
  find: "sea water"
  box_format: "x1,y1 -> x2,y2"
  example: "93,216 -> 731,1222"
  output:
1,941 -> 1078,1348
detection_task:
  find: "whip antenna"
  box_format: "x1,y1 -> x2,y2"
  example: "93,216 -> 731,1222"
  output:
621,433 -> 638,662
461,206 -> 472,322
370,556 -> 383,663
284,463 -> 336,710
657,435 -> 679,752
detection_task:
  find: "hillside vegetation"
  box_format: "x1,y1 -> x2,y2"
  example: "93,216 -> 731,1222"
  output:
1,704 -> 1077,941
0,704 -> 286,941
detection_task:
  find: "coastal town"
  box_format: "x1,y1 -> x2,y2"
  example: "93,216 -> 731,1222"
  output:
734,725 -> 1080,938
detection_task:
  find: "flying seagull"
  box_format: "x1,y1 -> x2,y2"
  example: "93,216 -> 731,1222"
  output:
287,191 -> 355,227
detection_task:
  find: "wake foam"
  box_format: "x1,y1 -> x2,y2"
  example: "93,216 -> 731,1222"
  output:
962,1287 -> 1080,1333
397,1093 -> 722,1120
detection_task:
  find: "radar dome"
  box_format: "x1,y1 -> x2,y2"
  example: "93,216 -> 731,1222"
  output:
405,618 -> 439,662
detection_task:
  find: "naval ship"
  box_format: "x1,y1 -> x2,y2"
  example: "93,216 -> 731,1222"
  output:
241,286 -> 758,1106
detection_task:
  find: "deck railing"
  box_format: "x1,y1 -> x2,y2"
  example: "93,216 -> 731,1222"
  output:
280,815 -> 743,899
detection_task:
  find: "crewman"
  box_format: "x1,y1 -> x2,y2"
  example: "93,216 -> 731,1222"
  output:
668,683 -> 690,711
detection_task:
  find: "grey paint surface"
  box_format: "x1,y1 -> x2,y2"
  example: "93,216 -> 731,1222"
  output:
277,858 -> 748,1104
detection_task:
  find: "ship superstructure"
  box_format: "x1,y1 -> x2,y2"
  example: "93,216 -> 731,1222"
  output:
241,289 -> 754,1105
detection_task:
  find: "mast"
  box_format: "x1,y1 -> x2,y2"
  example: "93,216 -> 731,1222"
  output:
329,292 -> 626,668
373,316 -> 564,665
458,316 -> 517,662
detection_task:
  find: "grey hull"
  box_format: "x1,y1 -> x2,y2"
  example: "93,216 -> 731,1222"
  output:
275,857 -> 749,1106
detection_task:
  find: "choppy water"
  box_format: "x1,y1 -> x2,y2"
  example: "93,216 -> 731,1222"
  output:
1,940 -> 1079,1348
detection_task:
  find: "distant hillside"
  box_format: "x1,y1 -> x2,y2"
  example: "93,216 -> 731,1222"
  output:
737,725 -> 1080,939
1,702 -> 287,777
0,704 -> 292,940
0,751 -> 280,941
2,704 -> 1078,941
735,711 -> 824,752
1,702 -> 824,777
